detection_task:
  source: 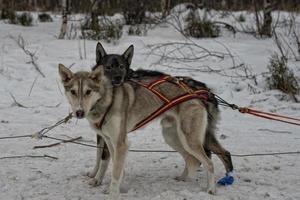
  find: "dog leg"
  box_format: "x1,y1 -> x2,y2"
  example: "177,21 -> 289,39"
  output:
182,142 -> 216,194
161,116 -> 199,181
108,140 -> 129,200
206,133 -> 233,173
87,135 -> 104,178
177,106 -> 216,194
89,141 -> 111,186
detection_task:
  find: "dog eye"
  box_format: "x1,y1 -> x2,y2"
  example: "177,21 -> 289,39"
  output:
70,90 -> 76,96
85,90 -> 92,96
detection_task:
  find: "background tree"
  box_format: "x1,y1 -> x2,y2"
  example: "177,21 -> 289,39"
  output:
58,0 -> 69,39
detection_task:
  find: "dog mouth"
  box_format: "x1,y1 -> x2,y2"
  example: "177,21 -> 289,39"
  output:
111,76 -> 123,86
112,81 -> 122,86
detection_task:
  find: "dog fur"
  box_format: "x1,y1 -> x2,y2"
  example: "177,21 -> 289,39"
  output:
89,43 -> 233,186
59,64 -> 219,200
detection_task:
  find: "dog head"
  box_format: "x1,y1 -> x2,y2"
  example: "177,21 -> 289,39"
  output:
93,42 -> 134,86
59,64 -> 108,119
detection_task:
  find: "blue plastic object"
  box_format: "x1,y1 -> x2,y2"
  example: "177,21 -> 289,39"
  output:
217,171 -> 234,186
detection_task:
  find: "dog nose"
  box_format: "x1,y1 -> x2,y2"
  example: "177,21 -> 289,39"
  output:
112,76 -> 122,86
75,110 -> 85,119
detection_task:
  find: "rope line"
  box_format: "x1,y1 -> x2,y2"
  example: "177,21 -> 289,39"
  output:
214,94 -> 300,126
1,92 -> 299,158
0,135 -> 32,139
0,134 -> 299,157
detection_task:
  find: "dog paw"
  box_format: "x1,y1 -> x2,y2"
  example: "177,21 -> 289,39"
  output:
107,193 -> 120,200
103,188 -> 109,194
86,171 -> 96,178
207,187 -> 216,195
103,187 -> 127,195
88,178 -> 102,187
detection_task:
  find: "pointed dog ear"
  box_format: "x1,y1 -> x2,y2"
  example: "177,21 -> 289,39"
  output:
122,45 -> 134,66
58,64 -> 73,83
89,66 -> 103,83
96,42 -> 107,65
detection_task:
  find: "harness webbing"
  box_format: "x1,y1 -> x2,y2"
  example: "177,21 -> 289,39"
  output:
131,91 -> 209,132
94,75 -> 210,132
215,94 -> 300,127
130,75 -> 209,132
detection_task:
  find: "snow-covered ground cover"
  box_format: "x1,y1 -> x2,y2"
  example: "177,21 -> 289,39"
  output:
0,10 -> 299,200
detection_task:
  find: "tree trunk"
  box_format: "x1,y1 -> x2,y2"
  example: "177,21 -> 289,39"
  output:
161,0 -> 171,18
90,0 -> 100,31
58,0 -> 68,39
253,0 -> 261,35
221,0 -> 227,9
33,0 -> 37,11
260,0 -> 272,37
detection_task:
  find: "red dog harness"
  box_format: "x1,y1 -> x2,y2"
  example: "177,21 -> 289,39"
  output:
95,75 -> 210,131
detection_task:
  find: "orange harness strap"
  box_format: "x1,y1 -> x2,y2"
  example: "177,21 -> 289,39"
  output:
130,75 -> 209,132
94,75 -> 209,131
238,107 -> 300,126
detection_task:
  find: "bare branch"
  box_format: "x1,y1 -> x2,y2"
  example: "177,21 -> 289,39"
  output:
9,92 -> 29,108
9,35 -> 45,77
258,128 -> 292,134
0,154 -> 58,160
28,76 -> 39,96
33,136 -> 82,149
56,79 -> 64,96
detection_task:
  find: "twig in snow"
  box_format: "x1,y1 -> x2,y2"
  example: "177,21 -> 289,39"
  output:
258,129 -> 292,134
146,41 -> 226,65
8,92 -> 29,108
44,102 -> 62,108
68,63 -> 75,69
9,35 -> 46,78
56,79 -> 63,96
0,154 -> 58,160
78,39 -> 83,60
83,37 -> 87,59
33,136 -> 82,149
9,91 -> 61,108
28,76 -> 39,96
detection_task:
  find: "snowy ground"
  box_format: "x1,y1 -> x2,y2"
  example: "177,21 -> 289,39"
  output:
0,11 -> 300,200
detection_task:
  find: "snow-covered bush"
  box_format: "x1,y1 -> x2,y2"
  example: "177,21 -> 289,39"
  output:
128,24 -> 149,36
83,22 -> 123,43
266,54 -> 299,101
16,12 -> 33,26
104,22 -> 123,43
1,9 -> 33,26
0,8 -> 17,24
185,19 -> 220,38
38,13 -> 53,22
183,5 -> 220,38
122,0 -> 146,25
128,25 -> 142,36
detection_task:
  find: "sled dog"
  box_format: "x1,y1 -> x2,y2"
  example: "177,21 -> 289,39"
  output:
87,43 -> 233,187
59,64 -> 225,199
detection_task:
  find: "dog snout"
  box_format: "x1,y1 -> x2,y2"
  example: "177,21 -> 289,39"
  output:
112,76 -> 123,86
75,110 -> 85,119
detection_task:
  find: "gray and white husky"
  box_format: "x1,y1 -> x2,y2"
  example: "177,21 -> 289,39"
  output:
59,62 -> 229,199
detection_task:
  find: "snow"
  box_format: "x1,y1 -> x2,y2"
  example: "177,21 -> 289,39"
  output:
0,10 -> 299,200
